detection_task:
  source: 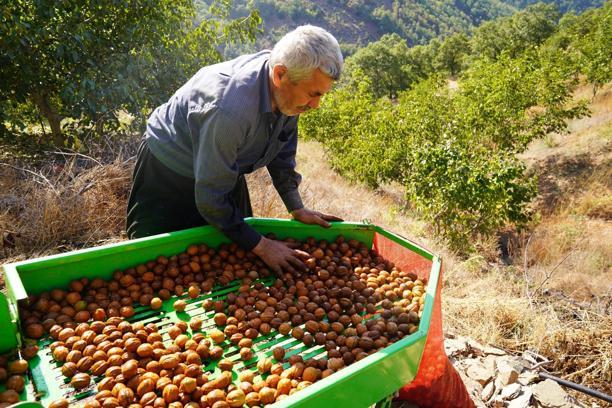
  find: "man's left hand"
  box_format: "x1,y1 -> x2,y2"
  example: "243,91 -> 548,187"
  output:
291,207 -> 343,228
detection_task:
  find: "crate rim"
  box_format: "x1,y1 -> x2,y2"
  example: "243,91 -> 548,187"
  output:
2,218 -> 437,269
2,219 -> 439,303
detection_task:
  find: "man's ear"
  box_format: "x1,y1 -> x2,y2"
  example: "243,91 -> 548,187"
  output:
272,64 -> 288,86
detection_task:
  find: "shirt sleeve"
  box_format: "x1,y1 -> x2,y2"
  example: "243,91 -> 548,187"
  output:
190,107 -> 262,250
266,124 -> 304,212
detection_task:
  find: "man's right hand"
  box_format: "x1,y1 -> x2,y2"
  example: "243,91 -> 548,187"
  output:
252,236 -> 309,276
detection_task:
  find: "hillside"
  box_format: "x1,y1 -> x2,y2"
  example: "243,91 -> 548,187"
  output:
195,0 -> 604,55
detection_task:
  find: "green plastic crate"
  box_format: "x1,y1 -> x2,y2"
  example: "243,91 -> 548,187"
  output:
1,219 -> 441,407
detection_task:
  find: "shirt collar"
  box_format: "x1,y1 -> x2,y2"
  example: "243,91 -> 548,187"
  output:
260,60 -> 274,115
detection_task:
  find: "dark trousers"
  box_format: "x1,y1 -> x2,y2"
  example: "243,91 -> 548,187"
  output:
126,138 -> 252,239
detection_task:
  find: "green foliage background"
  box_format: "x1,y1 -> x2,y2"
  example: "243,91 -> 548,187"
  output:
301,3 -> 609,250
199,0 -> 604,57
0,0 -> 262,146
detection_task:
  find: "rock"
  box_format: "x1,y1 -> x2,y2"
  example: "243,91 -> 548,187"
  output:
518,371 -> 539,386
496,368 -> 519,387
467,362 -> 495,386
496,357 -> 525,374
491,397 -> 505,407
483,346 -> 506,356
481,381 -> 496,401
500,383 -> 522,400
445,337 -> 469,357
460,371 -> 484,401
456,358 -> 477,377
445,335 -> 487,357
466,338 -> 485,351
516,357 -> 533,371
532,379 -> 573,408
521,352 -> 539,366
507,388 -> 533,408
496,360 -> 520,387
483,355 -> 497,374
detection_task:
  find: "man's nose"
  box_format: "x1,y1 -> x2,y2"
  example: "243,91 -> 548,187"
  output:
308,96 -> 321,109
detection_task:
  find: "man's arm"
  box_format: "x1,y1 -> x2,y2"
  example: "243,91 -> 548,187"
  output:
266,125 -> 304,212
267,124 -> 343,227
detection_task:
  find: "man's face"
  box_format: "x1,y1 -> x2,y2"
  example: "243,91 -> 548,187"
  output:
272,66 -> 334,116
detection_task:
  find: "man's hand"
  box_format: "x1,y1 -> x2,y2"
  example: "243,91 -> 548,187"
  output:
252,236 -> 309,276
291,207 -> 343,228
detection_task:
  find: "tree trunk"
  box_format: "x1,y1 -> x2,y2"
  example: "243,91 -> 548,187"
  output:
592,83 -> 599,100
39,116 -> 47,138
31,89 -> 64,146
95,114 -> 104,137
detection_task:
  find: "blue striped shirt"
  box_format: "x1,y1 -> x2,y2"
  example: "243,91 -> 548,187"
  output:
146,51 -> 303,249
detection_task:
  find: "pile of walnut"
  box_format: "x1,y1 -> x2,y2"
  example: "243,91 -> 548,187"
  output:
21,236 -> 426,407
0,354 -> 32,407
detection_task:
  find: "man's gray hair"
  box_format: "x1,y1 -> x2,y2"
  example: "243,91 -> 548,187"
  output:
270,25 -> 343,81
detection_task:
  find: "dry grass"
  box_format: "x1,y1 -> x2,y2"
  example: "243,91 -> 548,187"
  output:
526,216 -> 611,297
0,156 -> 131,263
442,257 -> 611,393
522,83 -> 612,164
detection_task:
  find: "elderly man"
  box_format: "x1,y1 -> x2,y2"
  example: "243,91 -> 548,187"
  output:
126,25 -> 343,274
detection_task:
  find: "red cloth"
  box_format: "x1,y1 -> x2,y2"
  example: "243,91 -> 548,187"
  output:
373,233 -> 474,408
398,262 -> 474,407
